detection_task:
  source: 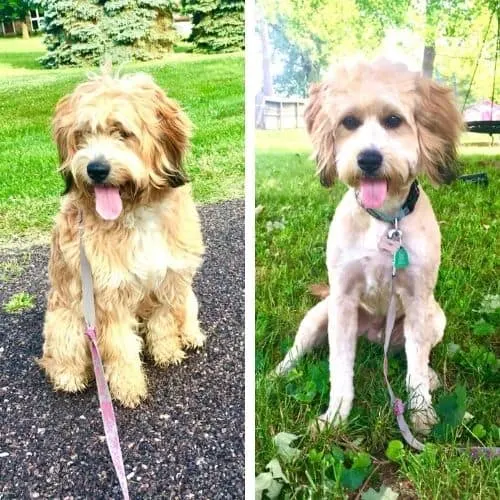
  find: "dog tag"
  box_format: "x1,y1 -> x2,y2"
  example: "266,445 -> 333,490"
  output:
394,246 -> 409,269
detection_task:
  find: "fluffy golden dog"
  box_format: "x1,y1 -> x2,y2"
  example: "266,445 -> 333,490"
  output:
39,71 -> 205,407
276,59 -> 463,433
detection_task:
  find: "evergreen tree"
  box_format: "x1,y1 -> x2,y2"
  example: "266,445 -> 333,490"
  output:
183,0 -> 244,53
40,0 -> 179,68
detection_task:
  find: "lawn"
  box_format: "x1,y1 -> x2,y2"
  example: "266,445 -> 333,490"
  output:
255,128 -> 499,498
0,37 -> 244,244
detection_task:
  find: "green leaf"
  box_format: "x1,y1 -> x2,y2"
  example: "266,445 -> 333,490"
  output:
341,467 -> 369,490
472,423 -> 487,440
307,448 -> 324,463
490,424 -> 500,442
362,485 -> 399,500
266,458 -> 289,483
255,472 -> 274,500
385,439 -> 405,462
309,361 -> 329,397
255,458 -> 289,500
291,379 -> 317,403
330,445 -> 345,463
352,452 -> 372,469
435,385 -> 467,427
479,294 -> 500,314
273,432 -> 301,463
266,479 -> 284,499
472,319 -> 495,337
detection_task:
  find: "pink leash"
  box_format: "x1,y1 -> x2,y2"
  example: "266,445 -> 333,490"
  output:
79,215 -> 130,499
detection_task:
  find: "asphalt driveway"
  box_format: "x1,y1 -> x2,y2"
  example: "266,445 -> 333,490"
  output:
0,199 -> 244,499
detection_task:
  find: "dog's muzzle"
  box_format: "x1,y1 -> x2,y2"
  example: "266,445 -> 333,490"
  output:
87,159 -> 111,184
357,149 -> 383,175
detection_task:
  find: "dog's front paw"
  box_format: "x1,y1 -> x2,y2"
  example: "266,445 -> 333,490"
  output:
107,364 -> 147,408
181,325 -> 206,349
149,337 -> 186,367
309,404 -> 349,435
410,403 -> 438,434
38,357 -> 90,393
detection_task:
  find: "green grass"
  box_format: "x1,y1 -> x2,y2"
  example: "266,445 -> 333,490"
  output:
256,128 -> 499,498
3,291 -> 35,313
0,251 -> 30,283
0,38 -> 243,243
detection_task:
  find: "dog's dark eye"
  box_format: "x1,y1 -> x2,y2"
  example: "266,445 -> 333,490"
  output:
341,115 -> 361,130
112,128 -> 133,140
119,130 -> 133,139
74,131 -> 84,145
383,115 -> 402,129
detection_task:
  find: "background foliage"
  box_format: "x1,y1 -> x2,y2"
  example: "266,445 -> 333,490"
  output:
0,1 -> 37,22
260,0 -> 500,102
39,0 -> 179,68
183,0 -> 244,53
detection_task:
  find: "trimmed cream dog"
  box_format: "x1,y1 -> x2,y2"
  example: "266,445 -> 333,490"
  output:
40,71 -> 205,407
276,59 -> 463,433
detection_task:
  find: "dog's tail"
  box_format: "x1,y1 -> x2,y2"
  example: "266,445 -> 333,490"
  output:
309,283 -> 330,300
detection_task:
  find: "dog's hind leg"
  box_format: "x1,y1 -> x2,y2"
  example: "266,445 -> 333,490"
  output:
275,298 -> 329,376
178,288 -> 206,349
146,294 -> 187,367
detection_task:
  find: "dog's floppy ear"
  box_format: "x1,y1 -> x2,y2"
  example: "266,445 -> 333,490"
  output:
415,77 -> 464,184
304,82 -> 337,187
53,94 -> 76,194
53,94 -> 75,164
153,88 -> 191,188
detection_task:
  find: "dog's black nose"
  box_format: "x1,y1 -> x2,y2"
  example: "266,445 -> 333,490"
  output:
357,149 -> 383,174
87,160 -> 110,183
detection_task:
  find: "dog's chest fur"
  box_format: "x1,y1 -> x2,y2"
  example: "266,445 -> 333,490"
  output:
126,209 -> 172,288
341,224 -> 398,315
327,193 -> 433,316
86,204 -> 185,292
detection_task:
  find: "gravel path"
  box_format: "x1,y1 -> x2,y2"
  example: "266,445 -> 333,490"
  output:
0,199 -> 244,499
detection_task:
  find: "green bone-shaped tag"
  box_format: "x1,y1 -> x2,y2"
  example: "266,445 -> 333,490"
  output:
394,246 -> 409,269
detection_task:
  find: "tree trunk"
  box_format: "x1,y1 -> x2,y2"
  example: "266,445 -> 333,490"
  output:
422,44 -> 435,78
260,18 -> 273,96
21,21 -> 30,40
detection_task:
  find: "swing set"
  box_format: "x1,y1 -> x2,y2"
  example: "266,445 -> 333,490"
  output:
462,8 -> 500,136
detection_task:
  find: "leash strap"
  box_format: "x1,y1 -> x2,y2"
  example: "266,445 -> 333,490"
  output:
79,217 -> 130,500
383,283 -> 425,451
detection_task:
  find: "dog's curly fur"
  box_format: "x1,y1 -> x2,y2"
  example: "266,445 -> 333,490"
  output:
276,59 -> 463,433
39,71 -> 205,407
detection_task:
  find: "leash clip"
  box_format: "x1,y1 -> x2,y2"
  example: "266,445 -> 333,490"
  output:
388,218 -> 403,242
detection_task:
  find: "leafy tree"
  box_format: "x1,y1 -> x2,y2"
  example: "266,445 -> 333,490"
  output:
260,0 -> 499,100
39,0 -> 178,68
183,0 -> 244,53
0,0 -> 38,39
431,5 -> 500,107
418,0 -> 481,77
261,0 -> 409,96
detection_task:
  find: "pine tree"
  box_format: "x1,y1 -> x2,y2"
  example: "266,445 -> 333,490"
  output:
40,0 -> 179,68
183,0 -> 244,53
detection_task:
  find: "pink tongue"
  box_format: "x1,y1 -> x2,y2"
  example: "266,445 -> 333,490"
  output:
359,179 -> 387,209
94,186 -> 122,220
